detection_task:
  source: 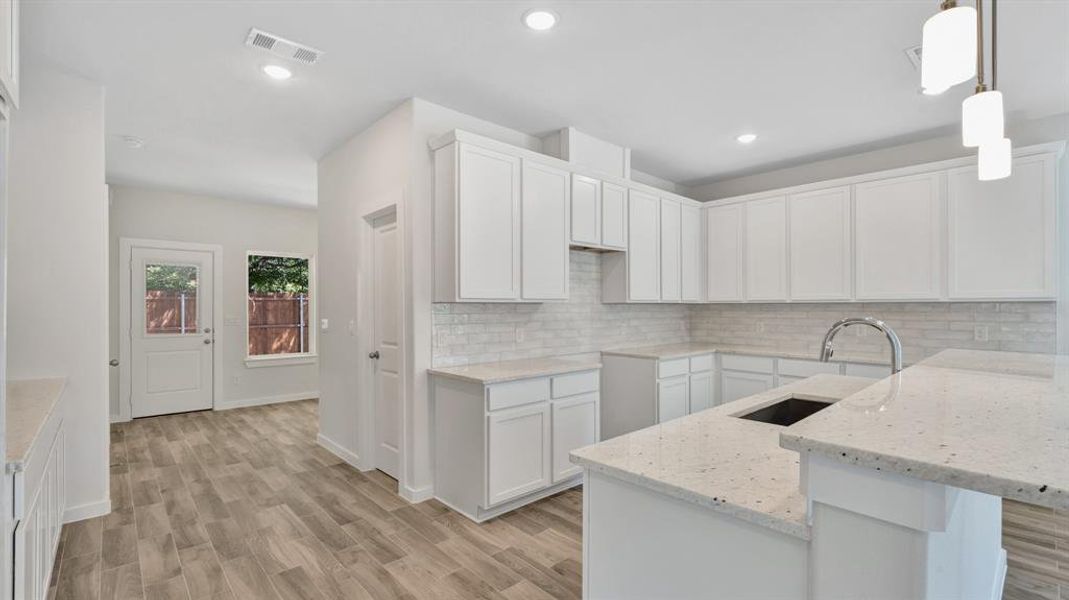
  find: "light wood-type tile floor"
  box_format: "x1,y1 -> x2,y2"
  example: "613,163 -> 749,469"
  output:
46,399 -> 1063,599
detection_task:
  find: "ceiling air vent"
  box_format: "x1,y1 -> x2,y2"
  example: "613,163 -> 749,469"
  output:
244,28 -> 324,65
904,45 -> 923,71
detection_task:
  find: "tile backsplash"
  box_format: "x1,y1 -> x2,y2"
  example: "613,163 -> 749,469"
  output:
432,250 -> 1057,367
432,250 -> 689,367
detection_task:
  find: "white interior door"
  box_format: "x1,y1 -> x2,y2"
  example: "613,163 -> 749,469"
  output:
131,247 -> 214,418
372,213 -> 402,479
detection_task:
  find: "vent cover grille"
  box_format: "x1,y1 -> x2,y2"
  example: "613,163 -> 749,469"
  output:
245,28 -> 323,65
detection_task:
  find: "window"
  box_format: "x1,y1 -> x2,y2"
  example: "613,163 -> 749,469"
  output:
145,264 -> 199,334
246,252 -> 315,362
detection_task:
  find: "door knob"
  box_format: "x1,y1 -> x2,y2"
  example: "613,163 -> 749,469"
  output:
203,328 -> 212,334
109,359 -> 119,367
204,339 -> 212,345
369,351 -> 380,360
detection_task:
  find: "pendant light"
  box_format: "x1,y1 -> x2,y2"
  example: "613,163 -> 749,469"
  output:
921,1 -> 977,94
968,0 -> 1012,180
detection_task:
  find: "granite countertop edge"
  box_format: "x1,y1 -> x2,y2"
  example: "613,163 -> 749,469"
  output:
428,359 -> 603,385
7,377 -> 67,468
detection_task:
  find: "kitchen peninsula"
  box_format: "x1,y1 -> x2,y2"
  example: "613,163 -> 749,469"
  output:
572,349 -> 1068,599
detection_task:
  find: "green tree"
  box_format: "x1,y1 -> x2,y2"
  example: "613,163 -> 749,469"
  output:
145,264 -> 198,293
248,255 -> 309,293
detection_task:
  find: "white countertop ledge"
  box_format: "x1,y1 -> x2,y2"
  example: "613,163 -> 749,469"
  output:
7,377 -> 66,468
780,349 -> 1069,510
428,357 -> 602,385
570,374 -> 877,540
601,341 -> 893,366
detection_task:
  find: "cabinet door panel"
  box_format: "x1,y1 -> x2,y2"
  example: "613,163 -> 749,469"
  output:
660,198 -> 682,302
601,182 -> 628,249
720,371 -> 774,404
458,144 -> 521,300
789,186 -> 852,300
571,174 -> 600,246
551,393 -> 599,483
681,203 -> 702,302
522,161 -> 570,300
627,190 -> 661,301
657,377 -> 689,423
947,155 -> 1056,299
487,404 -> 550,506
705,204 -> 744,301
688,372 -> 714,413
854,173 -> 943,300
745,196 -> 788,301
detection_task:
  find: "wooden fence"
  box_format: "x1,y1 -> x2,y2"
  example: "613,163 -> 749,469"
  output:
145,291 -> 310,355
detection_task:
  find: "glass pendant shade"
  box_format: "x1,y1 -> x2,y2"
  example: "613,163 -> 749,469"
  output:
962,91 -> 1005,147
921,5 -> 978,94
978,138 -> 1012,181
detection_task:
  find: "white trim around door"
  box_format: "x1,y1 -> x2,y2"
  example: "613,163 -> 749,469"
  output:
118,238 -> 223,422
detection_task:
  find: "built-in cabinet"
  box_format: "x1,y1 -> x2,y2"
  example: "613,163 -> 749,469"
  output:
14,418 -> 65,600
570,175 -> 627,250
600,352 -> 716,439
432,368 -> 599,522
433,130 -> 1061,306
0,0 -> 18,112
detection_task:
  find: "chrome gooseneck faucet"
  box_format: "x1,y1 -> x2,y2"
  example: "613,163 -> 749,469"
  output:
819,317 -> 903,374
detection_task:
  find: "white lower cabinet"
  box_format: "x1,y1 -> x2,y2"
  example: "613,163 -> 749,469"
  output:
720,370 -> 775,404
657,376 -> 689,423
601,351 -> 716,438
688,371 -> 715,413
14,417 -> 65,600
432,368 -> 599,522
551,393 -> 599,483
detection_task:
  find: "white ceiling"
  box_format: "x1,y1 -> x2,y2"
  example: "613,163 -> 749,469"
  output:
23,1 -> 1069,208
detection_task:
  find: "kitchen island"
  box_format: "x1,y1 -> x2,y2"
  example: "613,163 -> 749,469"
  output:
572,349 -> 1067,599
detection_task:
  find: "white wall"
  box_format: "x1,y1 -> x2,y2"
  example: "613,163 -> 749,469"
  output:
8,68 -> 109,521
687,112 -> 1069,200
108,186 -> 319,417
317,100 -> 413,472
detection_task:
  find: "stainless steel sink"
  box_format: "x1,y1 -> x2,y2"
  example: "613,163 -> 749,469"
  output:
735,396 -> 832,427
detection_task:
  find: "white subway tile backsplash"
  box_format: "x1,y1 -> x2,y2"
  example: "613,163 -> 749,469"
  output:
432,250 -> 1057,367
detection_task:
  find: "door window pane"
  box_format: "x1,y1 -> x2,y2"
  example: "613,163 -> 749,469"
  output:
248,254 -> 312,356
145,264 -> 199,334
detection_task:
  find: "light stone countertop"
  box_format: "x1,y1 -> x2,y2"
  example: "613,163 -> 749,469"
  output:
428,357 -> 602,385
7,378 -> 66,467
602,341 -> 892,367
780,349 -> 1069,510
570,374 -> 877,540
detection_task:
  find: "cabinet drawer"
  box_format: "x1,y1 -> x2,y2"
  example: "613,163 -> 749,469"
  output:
487,378 -> 550,411
689,354 -> 714,373
778,358 -> 840,378
658,358 -> 689,379
551,370 -> 599,398
719,354 -> 774,374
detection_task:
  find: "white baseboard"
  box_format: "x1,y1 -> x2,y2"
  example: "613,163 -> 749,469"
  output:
316,433 -> 361,469
64,499 -> 112,523
110,413 -> 130,424
401,484 -> 434,503
213,391 -> 319,411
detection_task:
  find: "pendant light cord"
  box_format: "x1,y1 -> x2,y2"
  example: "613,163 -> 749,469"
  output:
976,0 -> 986,91
991,0 -> 997,90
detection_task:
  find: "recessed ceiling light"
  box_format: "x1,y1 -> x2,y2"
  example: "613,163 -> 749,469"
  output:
120,135 -> 145,149
523,9 -> 559,31
736,133 -> 758,144
262,64 -> 292,80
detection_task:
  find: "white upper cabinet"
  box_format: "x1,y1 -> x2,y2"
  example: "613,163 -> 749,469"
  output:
744,196 -> 788,301
705,203 -> 744,301
854,172 -> 944,300
454,143 -> 521,301
660,198 -> 682,302
788,186 -> 852,301
680,202 -> 703,302
601,182 -> 628,250
522,160 -> 570,300
570,174 -> 600,247
947,155 -> 1056,299
0,0 -> 18,109
627,190 -> 661,302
